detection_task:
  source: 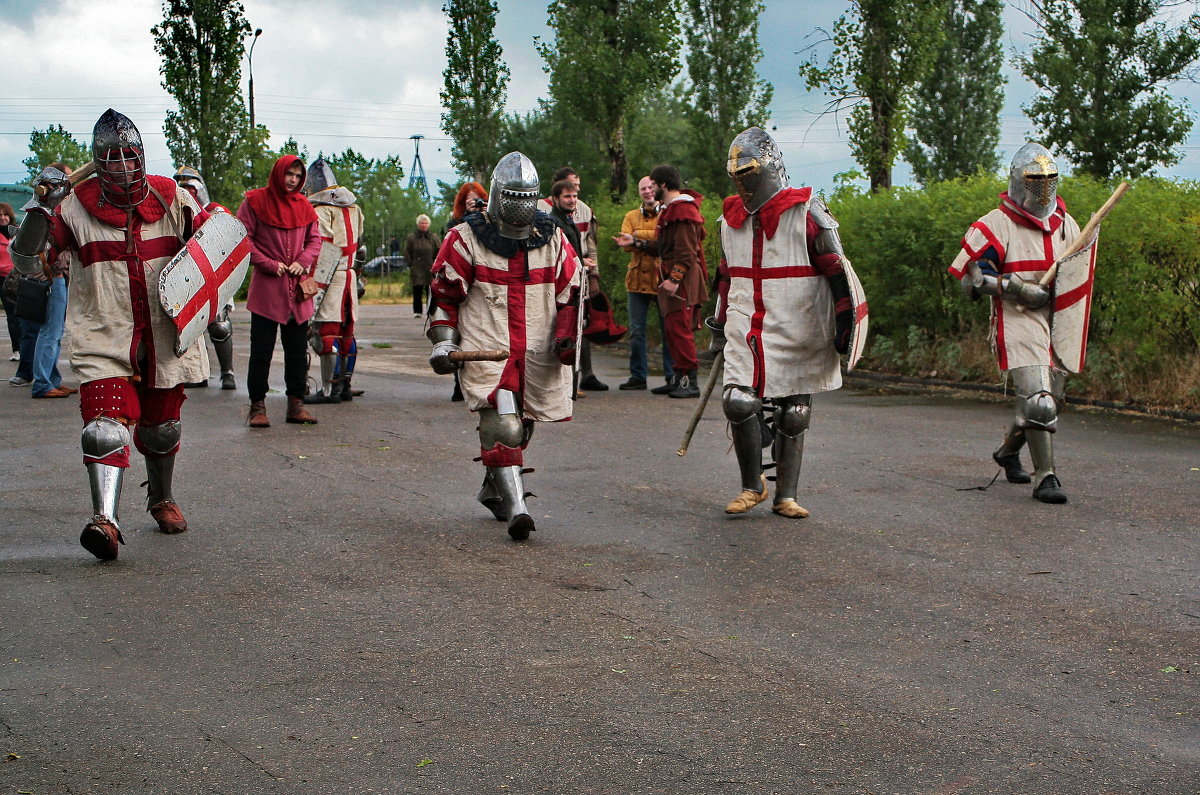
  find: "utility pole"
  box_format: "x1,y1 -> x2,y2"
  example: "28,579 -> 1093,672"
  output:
408,134 -> 430,203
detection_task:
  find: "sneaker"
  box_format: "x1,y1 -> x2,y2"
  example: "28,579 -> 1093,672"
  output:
8,353 -> 18,361
618,377 -> 647,391
220,373 -> 236,390
1033,473 -> 1068,504
579,374 -> 609,391
8,376 -> 31,386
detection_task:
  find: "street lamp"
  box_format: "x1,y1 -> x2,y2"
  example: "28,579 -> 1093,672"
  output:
248,27 -> 262,131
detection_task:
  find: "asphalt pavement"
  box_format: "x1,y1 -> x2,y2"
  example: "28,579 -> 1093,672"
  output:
1,304 -> 1197,794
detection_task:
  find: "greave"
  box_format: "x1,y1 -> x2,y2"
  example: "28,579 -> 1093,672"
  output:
492,466 -> 530,521
212,334 -> 234,377
475,469 -> 506,521
319,353 -> 337,395
579,339 -> 593,378
87,463 -> 123,522
772,428 -> 806,504
144,454 -> 176,507
1025,428 -> 1056,483
730,415 -> 764,491
995,423 -> 1026,457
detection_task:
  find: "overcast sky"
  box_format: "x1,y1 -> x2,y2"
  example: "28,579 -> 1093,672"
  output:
2,0 -> 1199,198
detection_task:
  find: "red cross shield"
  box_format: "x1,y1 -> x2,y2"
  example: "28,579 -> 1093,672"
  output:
1050,236 -> 1098,374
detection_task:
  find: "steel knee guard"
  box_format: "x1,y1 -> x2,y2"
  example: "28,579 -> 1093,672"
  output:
1011,365 -> 1064,432
723,385 -> 765,491
479,390 -> 524,466
135,420 -> 182,458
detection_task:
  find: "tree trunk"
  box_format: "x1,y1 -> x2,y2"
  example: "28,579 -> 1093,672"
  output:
607,124 -> 628,203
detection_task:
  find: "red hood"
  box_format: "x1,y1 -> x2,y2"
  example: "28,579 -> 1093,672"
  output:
242,155 -> 319,229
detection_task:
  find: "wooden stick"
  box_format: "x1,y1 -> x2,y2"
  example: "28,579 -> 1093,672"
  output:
448,349 -> 509,363
678,350 -> 724,457
1039,180 -> 1129,286
33,162 -> 96,197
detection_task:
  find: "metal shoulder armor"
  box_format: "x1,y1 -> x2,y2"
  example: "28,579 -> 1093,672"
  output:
8,207 -> 53,276
808,196 -> 845,258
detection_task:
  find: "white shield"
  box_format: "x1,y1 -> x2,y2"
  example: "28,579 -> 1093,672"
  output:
1050,237 -> 1098,373
309,241 -> 344,319
843,257 -> 869,371
158,212 -> 250,356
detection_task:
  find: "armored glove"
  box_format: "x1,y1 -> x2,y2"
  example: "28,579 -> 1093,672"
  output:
834,310 -> 854,354
26,166 -> 71,214
704,316 -> 726,354
552,303 -> 579,366
429,341 -> 461,374
1001,273 -> 1051,309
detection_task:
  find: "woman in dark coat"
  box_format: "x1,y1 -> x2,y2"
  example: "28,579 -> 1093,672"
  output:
404,213 -> 440,317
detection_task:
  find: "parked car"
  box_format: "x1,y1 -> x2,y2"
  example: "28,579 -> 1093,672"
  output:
362,255 -> 406,276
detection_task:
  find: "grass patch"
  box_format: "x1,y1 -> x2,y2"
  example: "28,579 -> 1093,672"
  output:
370,342 -> 393,349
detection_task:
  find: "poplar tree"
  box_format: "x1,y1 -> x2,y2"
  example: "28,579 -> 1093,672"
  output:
23,125 -> 91,179
682,0 -> 774,194
800,0 -> 945,192
539,0 -> 681,202
152,0 -> 256,206
440,0 -> 510,182
905,0 -> 1004,184
1019,0 -> 1200,179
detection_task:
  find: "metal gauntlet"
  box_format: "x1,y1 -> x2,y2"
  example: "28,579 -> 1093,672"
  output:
1001,273 -> 1050,309
8,167 -> 71,276
426,307 -> 461,374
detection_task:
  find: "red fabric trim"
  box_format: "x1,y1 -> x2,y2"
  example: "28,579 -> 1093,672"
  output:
994,297 -> 1008,371
727,265 -> 817,279
78,235 -> 180,268
748,219 -> 767,393
722,187 -> 812,239
480,442 -> 523,467
658,191 -> 705,230
998,193 -> 1066,233
242,155 -> 319,229
73,175 -> 177,228
473,263 -> 556,286
133,385 -> 187,459
176,234 -> 251,329
493,252 -> 529,400
553,234 -> 579,294
338,206 -> 357,305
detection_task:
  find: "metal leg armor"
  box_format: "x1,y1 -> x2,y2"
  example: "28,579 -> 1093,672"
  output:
136,420 -> 189,532
992,424 -> 1031,484
81,416 -> 130,559
1009,365 -> 1068,503
304,354 -> 340,404
477,390 -> 535,539
207,315 -> 235,389
722,385 -> 769,513
771,395 -> 812,518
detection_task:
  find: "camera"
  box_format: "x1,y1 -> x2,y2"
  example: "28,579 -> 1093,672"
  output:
468,198 -> 485,211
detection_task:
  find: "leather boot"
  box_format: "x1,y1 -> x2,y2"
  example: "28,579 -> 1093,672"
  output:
993,424 -> 1031,483
80,518 -> 124,561
247,400 -> 270,428
286,397 -> 318,424
651,375 -> 678,395
144,452 -> 188,534
340,374 -> 354,402
669,370 -> 700,398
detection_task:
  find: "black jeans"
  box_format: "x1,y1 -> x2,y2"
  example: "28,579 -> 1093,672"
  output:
412,284 -> 427,315
247,313 -> 309,402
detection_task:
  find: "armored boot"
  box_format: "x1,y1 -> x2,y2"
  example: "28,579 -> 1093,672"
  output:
475,469 -> 506,522
771,397 -> 811,518
137,421 -> 188,533
992,424 -> 1031,483
82,462 -> 125,560
492,465 -> 535,541
724,413 -> 768,514
669,370 -> 700,398
339,356 -> 355,401
1027,429 -> 1067,503
304,353 -> 341,404
212,333 -> 236,390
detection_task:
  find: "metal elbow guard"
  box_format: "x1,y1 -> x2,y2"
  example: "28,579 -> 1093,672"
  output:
8,210 -> 53,276
1002,273 -> 1050,309
963,260 -> 1002,298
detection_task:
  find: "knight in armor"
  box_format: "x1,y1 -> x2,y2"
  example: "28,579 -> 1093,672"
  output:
948,143 -> 1080,503
173,166 -> 237,390
709,127 -> 859,519
7,109 -> 213,559
302,158 -> 364,404
428,152 -> 581,541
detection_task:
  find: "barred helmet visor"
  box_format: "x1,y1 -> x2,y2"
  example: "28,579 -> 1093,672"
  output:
98,146 -> 148,208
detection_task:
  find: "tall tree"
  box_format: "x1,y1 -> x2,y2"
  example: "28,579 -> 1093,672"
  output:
800,0 -> 945,192
23,124 -> 91,179
682,0 -> 774,195
1018,0 -> 1200,179
152,0 -> 256,207
440,0 -> 510,182
538,0 -> 681,202
905,0 -> 1004,184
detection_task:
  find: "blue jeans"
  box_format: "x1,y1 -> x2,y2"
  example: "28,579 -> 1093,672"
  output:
14,317 -> 40,381
31,277 -> 66,395
626,291 -> 673,382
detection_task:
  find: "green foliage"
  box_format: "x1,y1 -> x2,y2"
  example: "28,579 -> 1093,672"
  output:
538,0 -> 682,202
152,0 -> 258,207
23,125 -> 90,179
1018,0 -> 1200,179
440,0 -> 510,182
829,175 -> 1200,407
682,0 -> 774,193
497,103 -> 608,196
800,0 -> 946,192
322,148 -> 446,254
905,0 -> 1004,184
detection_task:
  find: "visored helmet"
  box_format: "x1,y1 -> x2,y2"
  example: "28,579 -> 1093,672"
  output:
1008,143 -> 1059,220
173,165 -> 210,207
93,108 -> 148,209
306,157 -> 337,195
727,126 -> 788,213
486,152 -> 540,239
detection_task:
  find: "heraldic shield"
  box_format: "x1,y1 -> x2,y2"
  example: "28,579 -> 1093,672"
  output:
158,212 -> 251,357
843,257 -> 869,372
1051,235 -> 1098,374
308,241 -> 344,319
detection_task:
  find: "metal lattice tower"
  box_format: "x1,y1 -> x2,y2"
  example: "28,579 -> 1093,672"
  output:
408,135 -> 430,202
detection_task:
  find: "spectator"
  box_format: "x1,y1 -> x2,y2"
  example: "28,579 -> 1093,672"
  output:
614,164 -> 707,398
238,155 -> 322,428
617,176 -> 672,391
28,161 -> 75,399
405,213 -> 440,318
1,202 -> 20,363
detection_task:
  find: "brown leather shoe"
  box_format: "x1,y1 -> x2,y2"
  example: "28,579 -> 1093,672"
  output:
33,386 -> 73,399
61,385 -> 78,394
286,397 -> 318,424
247,400 -> 270,428
80,517 -> 124,560
149,500 -> 188,534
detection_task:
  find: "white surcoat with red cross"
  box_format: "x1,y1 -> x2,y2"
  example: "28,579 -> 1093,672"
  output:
948,197 -> 1080,371
433,222 -> 580,421
56,187 -> 209,388
312,201 -> 364,324
720,202 -> 841,398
